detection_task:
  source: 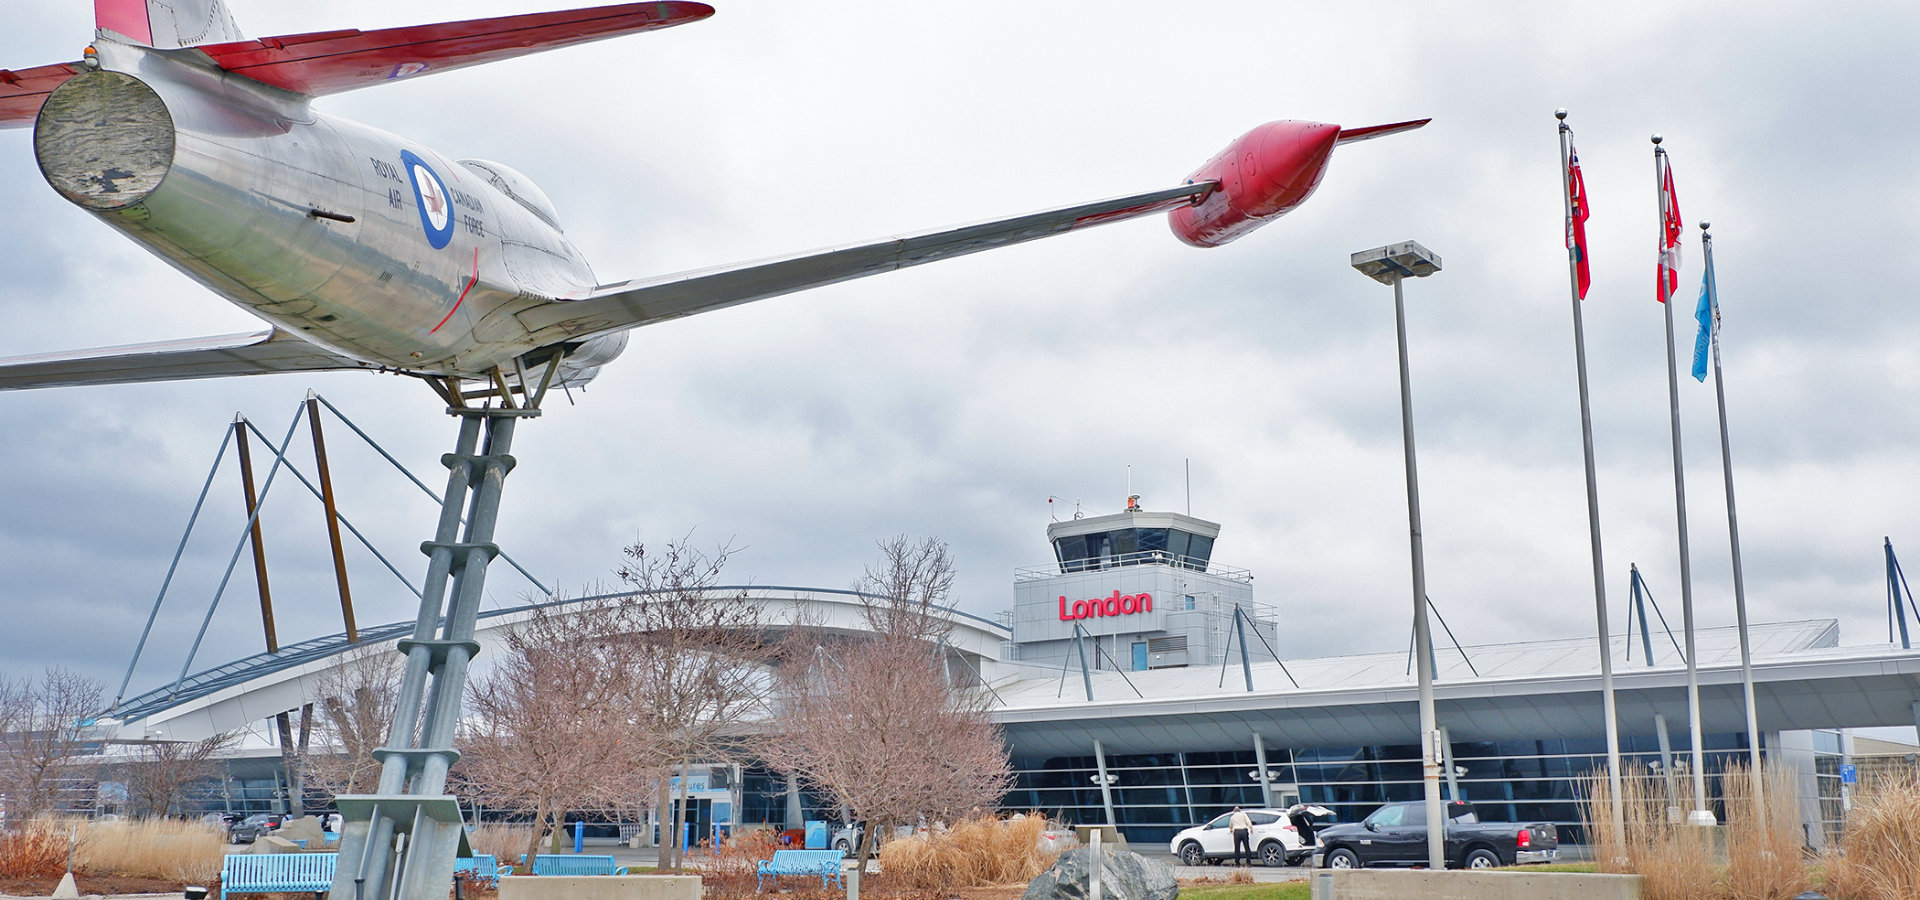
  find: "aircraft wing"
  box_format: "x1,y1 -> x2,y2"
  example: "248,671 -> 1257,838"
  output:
515,182 -> 1215,340
0,329 -> 382,391
196,2 -> 713,97
0,62 -> 83,129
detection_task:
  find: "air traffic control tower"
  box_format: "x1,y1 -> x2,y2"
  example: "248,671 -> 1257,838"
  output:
1006,503 -> 1276,673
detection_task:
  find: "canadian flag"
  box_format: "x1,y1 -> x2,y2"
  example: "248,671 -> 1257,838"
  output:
1657,161 -> 1683,303
1565,144 -> 1592,300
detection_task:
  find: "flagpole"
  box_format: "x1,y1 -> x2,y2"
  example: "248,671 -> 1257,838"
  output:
1557,109 -> 1624,841
1702,221 -> 1764,813
1654,134 -> 1713,826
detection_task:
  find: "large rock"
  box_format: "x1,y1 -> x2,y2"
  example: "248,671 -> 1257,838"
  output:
1022,847 -> 1177,900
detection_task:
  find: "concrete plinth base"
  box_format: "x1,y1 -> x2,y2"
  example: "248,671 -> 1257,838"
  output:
251,835 -> 304,854
500,875 -> 701,900
1309,869 -> 1641,900
51,872 -> 79,899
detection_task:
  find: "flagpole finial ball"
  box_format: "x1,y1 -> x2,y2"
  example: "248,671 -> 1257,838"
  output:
1651,133 -> 1664,144
1700,221 -> 1710,231
1554,108 -> 1568,120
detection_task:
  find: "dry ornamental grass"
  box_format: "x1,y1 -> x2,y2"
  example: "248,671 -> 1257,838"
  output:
72,817 -> 226,884
877,813 -> 1059,893
1818,769 -> 1920,900
466,823 -> 538,866
1582,762 -> 1808,900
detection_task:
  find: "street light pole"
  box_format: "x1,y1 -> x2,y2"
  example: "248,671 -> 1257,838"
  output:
1353,241 -> 1445,870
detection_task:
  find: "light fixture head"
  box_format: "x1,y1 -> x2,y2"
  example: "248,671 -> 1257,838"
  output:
1350,241 -> 1442,285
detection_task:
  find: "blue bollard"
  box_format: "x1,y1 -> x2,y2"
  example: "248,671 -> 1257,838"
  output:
574,821 -> 584,854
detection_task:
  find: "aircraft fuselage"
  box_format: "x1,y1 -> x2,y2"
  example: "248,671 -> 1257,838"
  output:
34,40 -> 622,381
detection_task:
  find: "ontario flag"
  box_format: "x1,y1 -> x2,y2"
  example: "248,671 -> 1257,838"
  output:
1566,144 -> 1592,299
1657,161 -> 1683,302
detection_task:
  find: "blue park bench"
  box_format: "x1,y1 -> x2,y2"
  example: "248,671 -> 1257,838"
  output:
516,854 -> 629,876
756,849 -> 845,891
453,854 -> 510,886
220,853 -> 337,900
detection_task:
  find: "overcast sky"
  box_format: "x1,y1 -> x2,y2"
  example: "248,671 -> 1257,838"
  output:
2,0 -> 1917,712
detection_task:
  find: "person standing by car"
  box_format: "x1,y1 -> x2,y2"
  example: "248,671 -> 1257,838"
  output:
1229,807 -> 1253,866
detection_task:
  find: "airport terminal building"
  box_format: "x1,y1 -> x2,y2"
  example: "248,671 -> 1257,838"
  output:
99,507 -> 1920,848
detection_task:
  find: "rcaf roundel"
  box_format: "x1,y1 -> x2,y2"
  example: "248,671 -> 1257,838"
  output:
400,150 -> 455,249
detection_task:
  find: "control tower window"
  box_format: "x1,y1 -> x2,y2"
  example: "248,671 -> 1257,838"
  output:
1054,535 -> 1085,569
1053,527 -> 1214,572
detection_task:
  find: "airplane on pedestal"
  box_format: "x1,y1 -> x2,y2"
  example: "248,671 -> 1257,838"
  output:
0,0 -> 1425,402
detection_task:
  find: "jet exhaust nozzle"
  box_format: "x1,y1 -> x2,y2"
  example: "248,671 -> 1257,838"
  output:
34,70 -> 176,211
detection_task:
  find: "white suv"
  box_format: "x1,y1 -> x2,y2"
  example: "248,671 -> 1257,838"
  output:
1168,806 -> 1330,867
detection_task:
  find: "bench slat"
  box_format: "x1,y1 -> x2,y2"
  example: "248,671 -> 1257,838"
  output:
756,849 -> 845,891
221,853 -> 338,900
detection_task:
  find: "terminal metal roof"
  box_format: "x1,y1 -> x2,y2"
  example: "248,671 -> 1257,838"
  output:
991,619 -> 1841,709
106,586 -> 1008,725
989,619 -> 1920,757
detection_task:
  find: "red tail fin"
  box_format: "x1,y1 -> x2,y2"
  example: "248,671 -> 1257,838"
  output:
95,0 -> 245,49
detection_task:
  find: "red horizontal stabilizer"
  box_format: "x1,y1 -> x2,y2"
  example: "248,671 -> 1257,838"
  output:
198,1 -> 714,97
0,62 -> 83,130
1335,118 -> 1431,144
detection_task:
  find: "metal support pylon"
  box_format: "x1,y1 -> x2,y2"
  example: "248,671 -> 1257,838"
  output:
331,397 -> 538,900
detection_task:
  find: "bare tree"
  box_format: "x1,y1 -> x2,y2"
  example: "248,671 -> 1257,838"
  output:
121,733 -> 235,817
0,667 -> 105,823
856,535 -> 958,643
304,644 -> 405,799
460,594 -> 661,867
613,538 -> 772,871
764,536 -> 1011,868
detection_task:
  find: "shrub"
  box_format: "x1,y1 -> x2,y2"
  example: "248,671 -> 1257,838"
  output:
702,829 -> 780,897
0,820 -> 69,879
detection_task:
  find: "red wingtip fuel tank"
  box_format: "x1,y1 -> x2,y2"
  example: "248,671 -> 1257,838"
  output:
1170,120 -> 1341,248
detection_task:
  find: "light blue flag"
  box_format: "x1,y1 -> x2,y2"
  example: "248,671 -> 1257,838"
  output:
1690,255 -> 1717,382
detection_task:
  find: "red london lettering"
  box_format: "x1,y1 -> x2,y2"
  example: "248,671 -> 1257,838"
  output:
1056,590 -> 1155,620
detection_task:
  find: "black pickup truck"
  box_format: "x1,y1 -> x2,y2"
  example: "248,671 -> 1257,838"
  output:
1310,801 -> 1557,870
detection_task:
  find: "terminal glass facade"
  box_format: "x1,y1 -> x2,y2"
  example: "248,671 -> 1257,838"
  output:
1006,733 -> 1760,844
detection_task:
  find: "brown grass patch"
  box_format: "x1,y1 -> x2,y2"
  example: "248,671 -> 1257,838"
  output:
877,813 -> 1059,893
